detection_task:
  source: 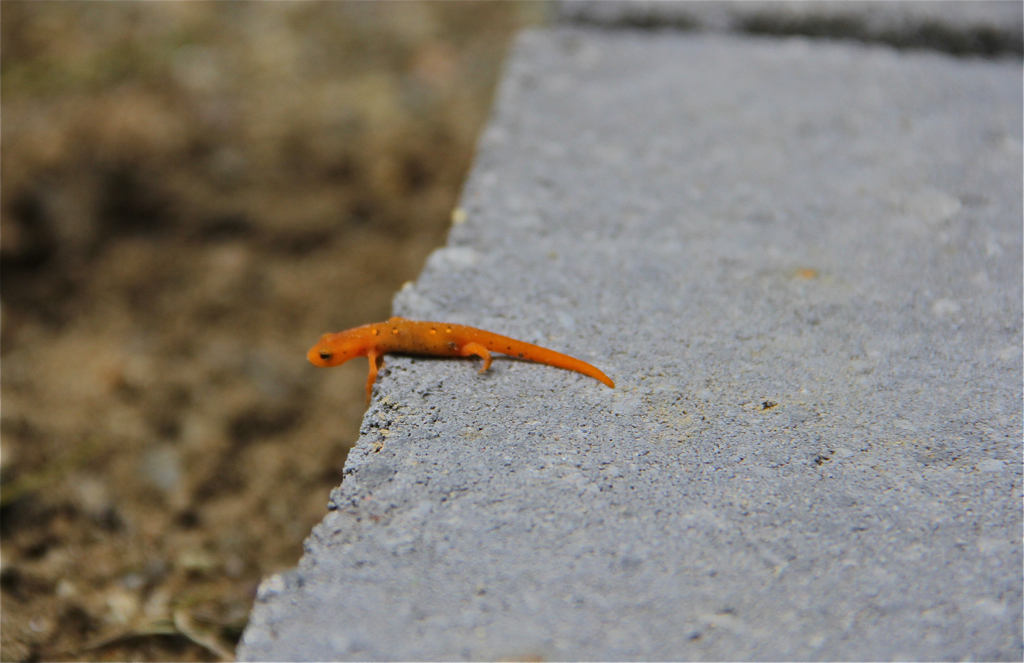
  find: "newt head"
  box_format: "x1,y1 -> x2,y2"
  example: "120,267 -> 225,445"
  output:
307,332 -> 363,368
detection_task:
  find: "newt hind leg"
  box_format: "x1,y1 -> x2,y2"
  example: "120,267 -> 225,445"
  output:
460,342 -> 492,373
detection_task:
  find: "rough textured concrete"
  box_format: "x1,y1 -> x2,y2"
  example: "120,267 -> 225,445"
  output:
559,1 -> 1023,58
239,27 -> 1022,662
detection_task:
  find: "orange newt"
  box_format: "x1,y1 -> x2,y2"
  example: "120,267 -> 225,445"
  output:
307,317 -> 615,403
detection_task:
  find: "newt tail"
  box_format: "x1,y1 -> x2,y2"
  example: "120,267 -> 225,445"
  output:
308,317 -> 615,403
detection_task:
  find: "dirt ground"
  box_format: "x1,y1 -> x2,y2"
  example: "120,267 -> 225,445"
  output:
0,3 -> 543,660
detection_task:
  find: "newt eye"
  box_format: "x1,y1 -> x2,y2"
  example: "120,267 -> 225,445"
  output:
318,351 -> 333,361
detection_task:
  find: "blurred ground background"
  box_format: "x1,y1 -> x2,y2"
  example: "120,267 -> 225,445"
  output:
0,3 -> 545,660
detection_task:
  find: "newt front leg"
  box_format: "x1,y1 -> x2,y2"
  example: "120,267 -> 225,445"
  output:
365,351 -> 384,404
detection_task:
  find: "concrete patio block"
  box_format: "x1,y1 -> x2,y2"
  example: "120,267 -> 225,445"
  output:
239,25 -> 1022,662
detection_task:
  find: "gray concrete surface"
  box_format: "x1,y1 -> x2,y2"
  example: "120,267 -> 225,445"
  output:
239,26 -> 1023,662
559,1 -> 1023,58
